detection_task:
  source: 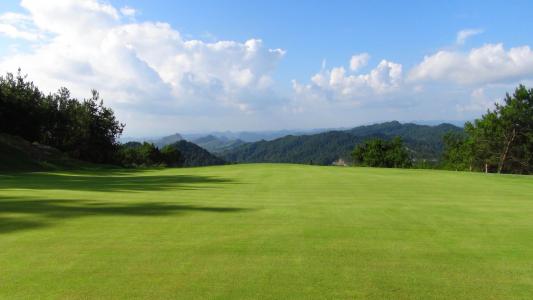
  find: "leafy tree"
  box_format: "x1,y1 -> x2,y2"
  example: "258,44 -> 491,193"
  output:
444,85 -> 533,174
351,137 -> 412,168
117,142 -> 184,167
494,85 -> 533,173
442,132 -> 473,171
0,70 -> 124,164
0,70 -> 47,142
447,85 -> 533,174
118,142 -> 164,167
160,145 -> 181,166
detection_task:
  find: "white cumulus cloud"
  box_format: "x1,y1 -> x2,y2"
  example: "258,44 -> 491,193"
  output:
349,53 -> 370,71
0,0 -> 286,118
293,56 -> 402,105
408,43 -> 533,85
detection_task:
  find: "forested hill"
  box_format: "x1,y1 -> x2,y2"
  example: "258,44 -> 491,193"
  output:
0,133 -> 90,171
167,140 -> 226,167
347,121 -> 461,142
221,121 -> 463,165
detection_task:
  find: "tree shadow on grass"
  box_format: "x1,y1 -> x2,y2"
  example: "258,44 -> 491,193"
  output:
0,196 -> 250,235
0,171 -> 238,192
0,169 -> 249,234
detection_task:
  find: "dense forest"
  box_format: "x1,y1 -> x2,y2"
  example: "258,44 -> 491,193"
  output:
0,70 -> 123,164
221,122 -> 463,166
352,137 -> 412,168
119,140 -> 225,167
0,71 -> 224,169
222,131 -> 362,165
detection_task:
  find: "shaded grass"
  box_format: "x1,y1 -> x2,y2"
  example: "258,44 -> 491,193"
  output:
0,164 -> 532,299
0,196 -> 248,234
0,171 -> 234,192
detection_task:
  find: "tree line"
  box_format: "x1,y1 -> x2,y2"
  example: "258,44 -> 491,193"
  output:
119,142 -> 181,167
0,70 -> 184,167
441,85 -> 533,174
351,137 -> 412,168
352,85 -> 533,174
0,70 -> 124,164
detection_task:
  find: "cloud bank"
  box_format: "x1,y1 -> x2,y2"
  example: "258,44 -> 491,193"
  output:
0,0 -> 285,117
409,43 -> 533,85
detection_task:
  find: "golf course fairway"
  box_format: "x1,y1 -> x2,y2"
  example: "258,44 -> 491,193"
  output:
1,164 -> 532,299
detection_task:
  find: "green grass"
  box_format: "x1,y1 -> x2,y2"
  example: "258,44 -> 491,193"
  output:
1,164 -> 533,299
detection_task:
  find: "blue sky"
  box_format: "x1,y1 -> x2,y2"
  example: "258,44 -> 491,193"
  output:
97,0 -> 533,80
77,0 -> 533,84
1,0 -> 533,135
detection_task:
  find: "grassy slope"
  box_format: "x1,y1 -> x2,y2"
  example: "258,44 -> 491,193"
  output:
0,164 -> 532,299
0,133 -> 91,171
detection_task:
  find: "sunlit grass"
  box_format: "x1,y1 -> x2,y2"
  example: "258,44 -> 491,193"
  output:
1,164 -> 532,299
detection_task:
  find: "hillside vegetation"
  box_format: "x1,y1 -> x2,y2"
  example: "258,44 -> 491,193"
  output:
0,72 -> 123,164
0,133 -> 89,171
118,140 -> 225,168
1,164 -> 532,299
222,121 -> 463,165
167,140 -> 226,167
0,71 -> 225,169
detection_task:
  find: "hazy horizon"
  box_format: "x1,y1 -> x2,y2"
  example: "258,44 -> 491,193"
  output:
120,119 -> 468,141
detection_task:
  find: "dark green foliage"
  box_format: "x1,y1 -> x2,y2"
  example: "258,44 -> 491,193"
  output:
0,72 -> 44,143
166,140 -> 226,167
0,133 -> 91,171
118,142 -> 182,167
441,132 -> 473,171
352,137 -> 412,168
0,71 -> 227,169
443,85 -> 533,174
118,140 -> 224,167
223,131 -> 361,165
118,142 -> 164,167
160,145 -> 181,166
0,71 -> 124,164
348,121 -> 461,159
222,122 -> 463,165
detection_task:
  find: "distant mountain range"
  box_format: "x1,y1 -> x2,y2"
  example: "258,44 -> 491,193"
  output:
151,133 -> 183,148
121,120 -> 468,145
220,121 -> 463,165
119,133 -> 183,146
182,128 -> 334,143
192,135 -> 245,154
120,129 -> 327,145
119,121 -> 464,167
